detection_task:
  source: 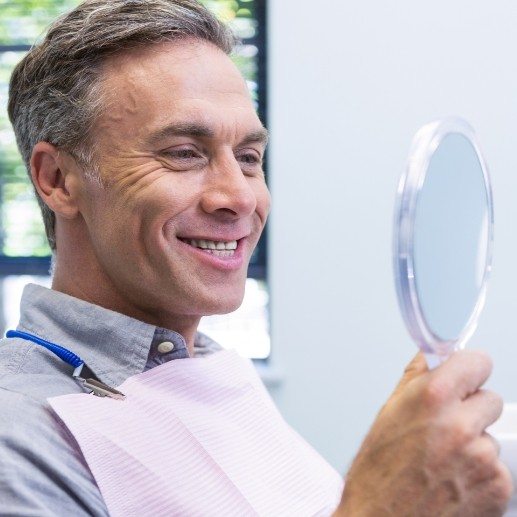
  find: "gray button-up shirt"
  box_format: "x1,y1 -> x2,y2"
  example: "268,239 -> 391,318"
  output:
0,283 -> 222,516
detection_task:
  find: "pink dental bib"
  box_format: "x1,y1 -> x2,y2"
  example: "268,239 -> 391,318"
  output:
49,350 -> 343,516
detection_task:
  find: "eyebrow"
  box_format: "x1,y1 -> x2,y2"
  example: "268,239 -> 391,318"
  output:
147,122 -> 269,148
240,128 -> 270,147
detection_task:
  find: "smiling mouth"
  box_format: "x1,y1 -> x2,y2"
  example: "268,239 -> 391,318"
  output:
180,238 -> 238,257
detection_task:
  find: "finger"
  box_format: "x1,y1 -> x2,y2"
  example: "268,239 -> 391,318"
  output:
484,432 -> 502,458
461,389 -> 504,435
393,352 -> 428,395
431,349 -> 493,400
464,433 -> 501,486
468,460 -> 514,515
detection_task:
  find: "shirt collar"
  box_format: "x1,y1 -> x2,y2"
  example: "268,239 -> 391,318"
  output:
17,283 -> 202,386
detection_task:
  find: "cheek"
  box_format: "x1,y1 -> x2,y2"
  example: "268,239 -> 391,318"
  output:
254,181 -> 271,222
140,181 -> 200,240
79,188 -> 164,251
76,187 -> 119,245
121,172 -> 197,223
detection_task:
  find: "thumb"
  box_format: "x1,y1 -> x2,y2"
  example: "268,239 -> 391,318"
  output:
393,352 -> 428,395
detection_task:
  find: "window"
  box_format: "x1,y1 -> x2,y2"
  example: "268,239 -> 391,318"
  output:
0,0 -> 269,359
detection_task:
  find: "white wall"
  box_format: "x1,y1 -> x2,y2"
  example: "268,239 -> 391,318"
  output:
267,0 -> 517,474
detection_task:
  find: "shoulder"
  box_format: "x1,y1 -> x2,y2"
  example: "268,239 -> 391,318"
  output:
0,336 -> 34,377
194,331 -> 224,357
0,344 -> 108,516
0,336 -> 80,396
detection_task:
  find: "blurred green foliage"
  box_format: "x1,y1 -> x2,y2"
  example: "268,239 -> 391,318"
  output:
0,0 -> 259,257
0,0 -> 256,45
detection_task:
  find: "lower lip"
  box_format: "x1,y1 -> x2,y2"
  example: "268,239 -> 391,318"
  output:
177,238 -> 246,271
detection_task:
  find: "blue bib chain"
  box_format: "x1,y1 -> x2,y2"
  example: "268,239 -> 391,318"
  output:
6,329 -> 125,400
7,330 -> 83,368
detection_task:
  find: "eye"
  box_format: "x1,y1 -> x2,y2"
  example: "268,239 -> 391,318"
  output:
164,148 -> 201,160
236,149 -> 263,173
239,153 -> 259,164
160,145 -> 207,170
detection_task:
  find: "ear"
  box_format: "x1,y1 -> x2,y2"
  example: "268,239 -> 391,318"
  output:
30,142 -> 80,219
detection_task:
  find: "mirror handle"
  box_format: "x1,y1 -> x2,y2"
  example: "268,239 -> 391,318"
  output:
425,352 -> 448,370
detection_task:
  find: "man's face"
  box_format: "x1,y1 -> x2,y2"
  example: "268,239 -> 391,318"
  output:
73,40 -> 270,321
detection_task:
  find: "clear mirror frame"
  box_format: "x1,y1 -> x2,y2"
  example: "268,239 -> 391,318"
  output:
393,118 -> 494,364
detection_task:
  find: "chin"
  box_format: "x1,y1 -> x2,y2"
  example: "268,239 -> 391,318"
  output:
198,290 -> 245,316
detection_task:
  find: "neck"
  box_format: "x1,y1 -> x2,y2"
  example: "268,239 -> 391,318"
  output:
51,228 -> 200,355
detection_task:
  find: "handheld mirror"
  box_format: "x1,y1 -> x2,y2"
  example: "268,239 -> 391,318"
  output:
393,118 -> 494,368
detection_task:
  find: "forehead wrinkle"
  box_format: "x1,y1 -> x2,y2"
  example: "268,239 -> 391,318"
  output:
91,40 -> 261,158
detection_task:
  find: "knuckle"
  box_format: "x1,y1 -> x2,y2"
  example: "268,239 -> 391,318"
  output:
471,465 -> 513,516
495,463 -> 514,502
487,391 -> 504,414
467,349 -> 493,372
479,386 -> 502,403
492,468 -> 514,508
421,377 -> 451,407
482,463 -> 514,514
447,419 -> 475,447
471,440 -> 498,469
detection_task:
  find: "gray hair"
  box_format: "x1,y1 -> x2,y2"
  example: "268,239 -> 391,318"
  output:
8,0 -> 236,250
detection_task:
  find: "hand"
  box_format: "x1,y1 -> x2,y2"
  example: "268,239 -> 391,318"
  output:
334,350 -> 513,516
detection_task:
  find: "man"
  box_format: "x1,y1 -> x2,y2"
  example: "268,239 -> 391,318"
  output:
0,0 -> 512,515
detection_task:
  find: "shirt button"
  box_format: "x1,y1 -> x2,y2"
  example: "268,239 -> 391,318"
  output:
157,341 -> 175,354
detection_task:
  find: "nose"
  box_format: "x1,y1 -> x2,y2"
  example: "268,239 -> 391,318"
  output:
200,156 -> 257,219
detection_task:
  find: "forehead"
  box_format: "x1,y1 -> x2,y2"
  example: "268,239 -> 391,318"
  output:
96,39 -> 260,141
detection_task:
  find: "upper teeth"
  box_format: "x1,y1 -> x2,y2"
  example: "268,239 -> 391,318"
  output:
189,239 -> 237,250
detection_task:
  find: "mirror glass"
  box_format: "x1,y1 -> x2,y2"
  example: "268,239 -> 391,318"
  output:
394,118 -> 493,365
